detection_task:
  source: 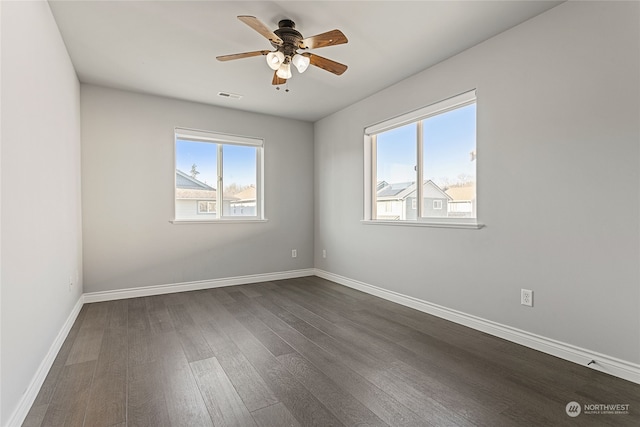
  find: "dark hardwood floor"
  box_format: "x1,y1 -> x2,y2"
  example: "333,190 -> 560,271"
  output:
23,276 -> 640,426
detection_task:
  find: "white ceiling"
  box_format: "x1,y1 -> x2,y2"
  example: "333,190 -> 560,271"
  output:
48,1 -> 562,122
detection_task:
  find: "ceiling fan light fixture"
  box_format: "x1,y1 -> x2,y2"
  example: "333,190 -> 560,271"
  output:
266,51 -> 285,70
292,54 -> 310,73
218,16 -> 348,86
276,62 -> 292,79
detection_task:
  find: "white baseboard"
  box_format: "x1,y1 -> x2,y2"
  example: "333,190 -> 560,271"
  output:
83,268 -> 316,303
6,296 -> 84,427
314,269 -> 640,385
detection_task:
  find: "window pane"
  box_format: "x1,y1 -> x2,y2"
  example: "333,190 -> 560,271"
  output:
375,123 -> 417,220
223,145 -> 257,217
422,103 -> 476,219
175,139 -> 217,219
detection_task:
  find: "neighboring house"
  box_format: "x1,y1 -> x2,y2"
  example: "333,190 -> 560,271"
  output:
445,183 -> 476,218
175,169 -> 234,219
376,182 -> 413,220
376,180 -> 451,220
229,185 -> 257,216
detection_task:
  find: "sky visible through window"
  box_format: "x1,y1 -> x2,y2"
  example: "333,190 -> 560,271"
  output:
176,139 -> 256,189
376,103 -> 476,188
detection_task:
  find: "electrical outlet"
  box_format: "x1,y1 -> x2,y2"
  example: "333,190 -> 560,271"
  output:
521,289 -> 533,307
291,249 -> 297,258
322,249 -> 326,258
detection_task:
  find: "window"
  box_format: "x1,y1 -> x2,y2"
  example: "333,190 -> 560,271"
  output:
198,201 -> 216,214
364,90 -> 479,227
174,128 -> 263,222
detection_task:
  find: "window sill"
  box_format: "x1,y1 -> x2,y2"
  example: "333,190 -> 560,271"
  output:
361,220 -> 484,229
170,219 -> 268,224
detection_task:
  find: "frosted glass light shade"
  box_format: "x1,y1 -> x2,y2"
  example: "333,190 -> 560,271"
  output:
292,54 -> 310,73
266,51 -> 285,70
276,62 -> 292,79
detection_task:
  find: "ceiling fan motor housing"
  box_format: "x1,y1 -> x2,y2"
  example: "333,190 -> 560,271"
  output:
273,19 -> 303,57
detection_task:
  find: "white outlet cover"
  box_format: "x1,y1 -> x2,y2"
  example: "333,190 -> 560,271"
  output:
521,289 -> 533,307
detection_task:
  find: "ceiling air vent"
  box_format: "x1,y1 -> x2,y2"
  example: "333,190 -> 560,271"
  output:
217,92 -> 242,100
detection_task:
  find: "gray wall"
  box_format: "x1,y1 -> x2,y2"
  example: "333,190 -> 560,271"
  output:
314,1 -> 640,363
1,1 -> 83,424
81,85 -> 314,293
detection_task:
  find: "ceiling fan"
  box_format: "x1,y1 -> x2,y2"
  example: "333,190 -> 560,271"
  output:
216,16 -> 348,86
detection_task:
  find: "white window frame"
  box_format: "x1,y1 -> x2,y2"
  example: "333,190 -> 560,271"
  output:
172,127 -> 265,223
363,90 -> 482,229
433,200 -> 443,210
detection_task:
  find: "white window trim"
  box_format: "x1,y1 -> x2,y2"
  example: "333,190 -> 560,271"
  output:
170,219 -> 268,224
173,127 -> 265,223
363,90 -> 482,229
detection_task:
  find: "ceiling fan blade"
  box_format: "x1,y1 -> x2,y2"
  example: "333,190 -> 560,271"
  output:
299,29 -> 348,50
272,71 -> 287,85
238,15 -> 283,45
303,53 -> 348,75
216,50 -> 270,61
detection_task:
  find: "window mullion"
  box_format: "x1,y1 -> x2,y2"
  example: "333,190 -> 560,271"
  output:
217,144 -> 223,218
416,121 -> 424,219
371,134 -> 378,220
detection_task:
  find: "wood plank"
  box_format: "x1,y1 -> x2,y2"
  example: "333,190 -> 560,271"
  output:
224,290 -> 298,358
198,320 -> 279,412
228,305 -> 297,357
157,331 -> 214,426
128,361 -> 171,427
208,287 -> 238,305
237,283 -> 264,298
167,303 -> 197,330
251,403 -> 301,427
190,357 -> 257,427
128,297 -> 151,332
184,290 -> 218,324
277,352 -> 388,427
168,301 -> 215,362
64,326 -> 104,365
205,292 -> 345,427
65,302 -> 110,365
266,287 -> 515,424
107,299 -> 128,330
128,328 -> 162,367
231,330 -> 344,427
145,295 -> 175,334
176,326 -> 216,362
79,302 -> 110,329
247,293 -> 471,426
243,293 -> 436,426
21,403 -> 48,427
40,360 -> 96,427
83,327 -> 127,426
